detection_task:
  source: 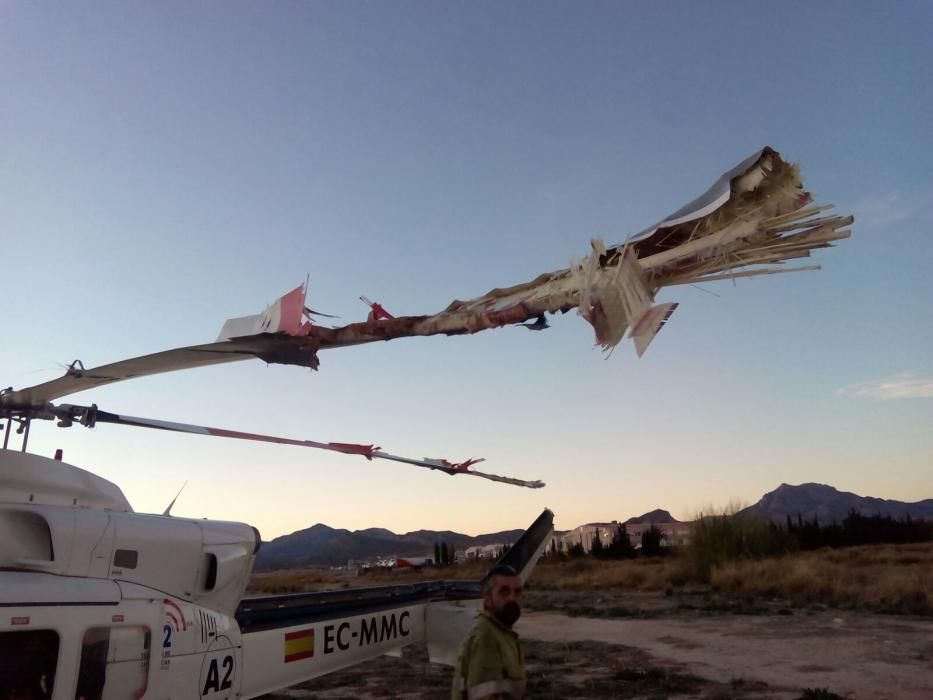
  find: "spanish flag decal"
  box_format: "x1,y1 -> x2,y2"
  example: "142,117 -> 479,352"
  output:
284,628 -> 314,662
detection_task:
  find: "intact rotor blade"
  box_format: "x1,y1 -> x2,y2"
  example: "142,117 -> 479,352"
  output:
92,410 -> 544,489
1,335 -> 321,409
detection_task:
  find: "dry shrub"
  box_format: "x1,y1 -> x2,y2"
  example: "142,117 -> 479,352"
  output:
248,558 -> 492,594
708,543 -> 933,614
248,568 -> 342,594
821,542 -> 932,568
684,504 -> 797,581
534,542 -> 933,615
869,568 -> 931,612
532,558 -> 682,591
248,543 -> 933,615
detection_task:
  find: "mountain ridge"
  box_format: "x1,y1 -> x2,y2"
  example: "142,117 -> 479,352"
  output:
624,509 -> 680,525
740,482 -> 933,524
255,483 -> 931,568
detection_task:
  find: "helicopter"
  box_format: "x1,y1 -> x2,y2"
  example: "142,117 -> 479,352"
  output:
0,146 -> 852,699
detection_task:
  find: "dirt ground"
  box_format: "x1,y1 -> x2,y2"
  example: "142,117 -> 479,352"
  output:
264,593 -> 933,699
267,636 -> 773,699
520,610 -> 933,700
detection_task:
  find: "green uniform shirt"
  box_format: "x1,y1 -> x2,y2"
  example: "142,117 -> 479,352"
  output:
451,610 -> 526,700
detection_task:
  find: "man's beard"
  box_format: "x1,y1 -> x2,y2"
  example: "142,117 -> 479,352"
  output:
495,602 -> 521,627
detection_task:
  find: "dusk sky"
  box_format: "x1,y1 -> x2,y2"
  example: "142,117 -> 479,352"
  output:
2,2 -> 931,539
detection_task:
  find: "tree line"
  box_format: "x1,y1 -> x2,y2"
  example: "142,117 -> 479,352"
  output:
785,511 -> 933,550
690,509 -> 933,579
543,511 -> 933,566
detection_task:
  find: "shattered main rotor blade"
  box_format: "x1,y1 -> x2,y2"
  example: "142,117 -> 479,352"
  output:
214,146 -> 851,358
89,409 -> 544,489
297,146 -> 851,356
1,146 -> 853,411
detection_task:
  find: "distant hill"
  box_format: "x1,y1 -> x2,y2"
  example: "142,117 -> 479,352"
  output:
255,484 -> 933,569
255,524 -> 524,569
624,509 -> 680,524
740,483 -> 933,524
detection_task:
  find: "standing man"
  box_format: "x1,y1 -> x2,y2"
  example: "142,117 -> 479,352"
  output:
451,564 -> 526,699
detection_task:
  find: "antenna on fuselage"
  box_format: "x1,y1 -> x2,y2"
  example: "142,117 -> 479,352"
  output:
162,481 -> 188,517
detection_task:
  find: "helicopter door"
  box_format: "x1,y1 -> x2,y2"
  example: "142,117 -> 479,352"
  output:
75,626 -> 151,700
0,629 -> 59,700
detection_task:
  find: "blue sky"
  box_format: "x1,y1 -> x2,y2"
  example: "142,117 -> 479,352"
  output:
2,2 -> 931,538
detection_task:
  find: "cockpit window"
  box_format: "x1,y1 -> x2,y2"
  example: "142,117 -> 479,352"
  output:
0,629 -> 59,700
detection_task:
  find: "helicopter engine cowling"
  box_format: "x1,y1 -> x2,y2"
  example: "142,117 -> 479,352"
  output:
0,451 -> 260,617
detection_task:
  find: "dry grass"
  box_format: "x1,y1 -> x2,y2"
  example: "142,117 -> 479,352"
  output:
248,568 -> 344,594
248,560 -> 492,595
248,542 -> 933,616
710,542 -> 933,614
533,556 -> 688,591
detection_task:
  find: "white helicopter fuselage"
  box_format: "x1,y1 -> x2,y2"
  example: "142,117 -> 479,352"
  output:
0,451 -> 485,700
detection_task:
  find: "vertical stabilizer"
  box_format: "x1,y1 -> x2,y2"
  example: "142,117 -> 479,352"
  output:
492,508 -> 554,584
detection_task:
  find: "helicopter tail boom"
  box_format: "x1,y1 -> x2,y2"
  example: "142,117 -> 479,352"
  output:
236,509 -> 553,697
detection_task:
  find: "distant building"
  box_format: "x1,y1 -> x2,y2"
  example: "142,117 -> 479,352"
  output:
624,521 -> 692,548
558,522 -> 616,552
464,544 -> 505,559
559,520 -> 692,552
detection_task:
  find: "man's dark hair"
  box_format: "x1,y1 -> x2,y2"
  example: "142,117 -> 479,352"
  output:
481,564 -> 519,593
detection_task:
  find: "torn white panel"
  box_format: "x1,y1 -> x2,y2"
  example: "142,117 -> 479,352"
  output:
630,302 -> 678,357
629,147 -> 768,241
577,242 -> 657,352
572,238 -> 607,332
216,314 -> 267,341
217,284 -> 306,340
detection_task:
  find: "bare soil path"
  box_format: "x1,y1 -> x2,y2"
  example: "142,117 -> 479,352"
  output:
518,611 -> 933,699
